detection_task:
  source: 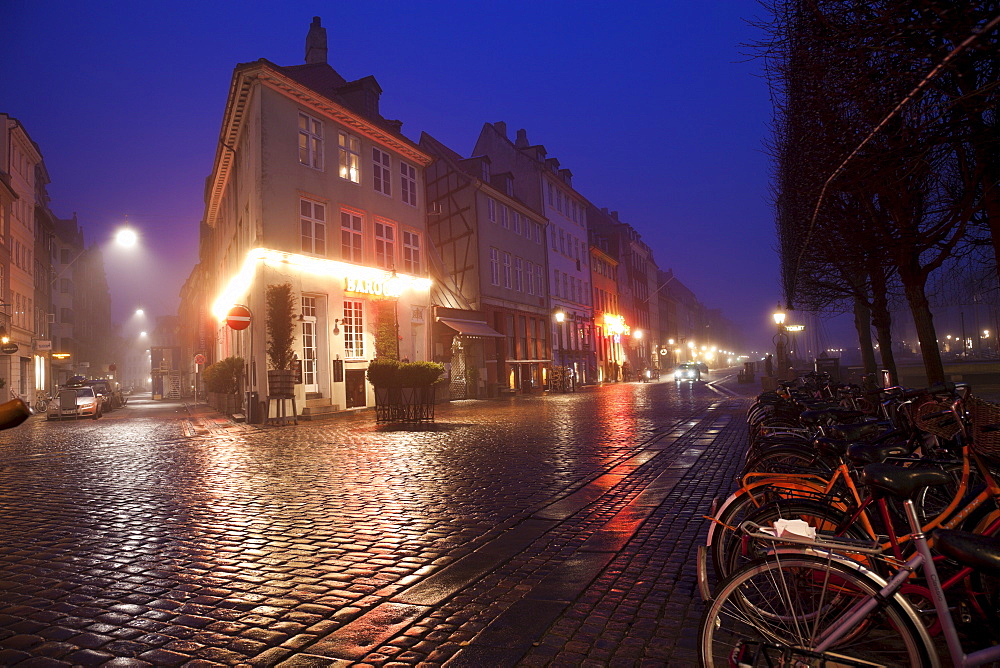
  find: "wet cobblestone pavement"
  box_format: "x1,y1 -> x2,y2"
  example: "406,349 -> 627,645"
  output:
0,377 -> 753,666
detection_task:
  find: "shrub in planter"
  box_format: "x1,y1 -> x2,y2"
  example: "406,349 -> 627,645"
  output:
202,357 -> 245,393
266,283 -> 297,371
367,358 -> 402,387
398,361 -> 445,387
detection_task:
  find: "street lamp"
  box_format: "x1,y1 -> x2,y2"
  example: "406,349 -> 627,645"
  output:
773,306 -> 788,381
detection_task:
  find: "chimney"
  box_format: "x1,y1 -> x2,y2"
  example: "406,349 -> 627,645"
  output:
515,128 -> 529,148
494,121 -> 507,138
305,17 -> 327,64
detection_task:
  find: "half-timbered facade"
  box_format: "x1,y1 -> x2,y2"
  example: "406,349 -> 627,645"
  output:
420,133 -> 550,396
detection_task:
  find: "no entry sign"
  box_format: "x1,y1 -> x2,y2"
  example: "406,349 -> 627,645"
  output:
226,305 -> 252,330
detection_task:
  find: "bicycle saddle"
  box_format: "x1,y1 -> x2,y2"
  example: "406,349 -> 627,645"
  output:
860,463 -> 955,499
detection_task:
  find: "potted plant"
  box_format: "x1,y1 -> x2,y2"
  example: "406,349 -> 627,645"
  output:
202,356 -> 244,414
368,359 -> 444,423
266,283 -> 297,397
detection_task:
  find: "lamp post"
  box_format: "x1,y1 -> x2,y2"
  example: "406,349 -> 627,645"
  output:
554,310 -> 566,390
773,306 -> 788,381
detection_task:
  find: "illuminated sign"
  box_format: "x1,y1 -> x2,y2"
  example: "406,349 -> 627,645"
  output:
345,276 -> 401,297
786,325 -> 805,332
211,248 -> 431,320
603,313 -> 628,336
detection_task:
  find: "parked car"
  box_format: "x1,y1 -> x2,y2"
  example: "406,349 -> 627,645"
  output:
83,378 -> 125,411
673,362 -> 702,382
47,386 -> 102,420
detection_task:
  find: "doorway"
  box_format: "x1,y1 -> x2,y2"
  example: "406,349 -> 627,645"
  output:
345,369 -> 366,408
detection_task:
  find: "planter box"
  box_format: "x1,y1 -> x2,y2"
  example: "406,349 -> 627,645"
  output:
209,392 -> 239,415
268,370 -> 296,397
374,385 -> 436,423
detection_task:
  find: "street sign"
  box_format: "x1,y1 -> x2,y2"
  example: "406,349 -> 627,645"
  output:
194,353 -> 206,365
0,342 -> 18,355
226,305 -> 252,330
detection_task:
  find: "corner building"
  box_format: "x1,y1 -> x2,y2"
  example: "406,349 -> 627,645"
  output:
194,18 -> 433,417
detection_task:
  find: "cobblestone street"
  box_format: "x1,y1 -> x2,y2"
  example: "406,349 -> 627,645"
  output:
0,376 -> 753,666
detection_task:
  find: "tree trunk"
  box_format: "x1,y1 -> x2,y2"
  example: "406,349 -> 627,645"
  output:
853,297 -> 877,379
869,270 -> 898,385
902,278 -> 945,385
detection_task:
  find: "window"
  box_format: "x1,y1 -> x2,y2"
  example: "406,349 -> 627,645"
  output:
502,252 -> 512,288
513,211 -> 521,235
341,210 -> 363,262
402,230 -> 421,273
298,113 -> 323,169
536,265 -> 544,296
300,198 -> 327,256
553,269 -> 560,298
514,257 -> 523,292
489,248 -> 500,286
526,261 -> 534,295
487,198 -> 496,223
374,219 -> 395,268
500,205 -> 509,229
343,300 -> 365,359
400,162 -> 417,206
372,148 -> 391,196
339,131 -> 361,183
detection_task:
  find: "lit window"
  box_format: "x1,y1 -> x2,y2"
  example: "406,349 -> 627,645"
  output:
400,162 -> 417,206
374,219 -> 396,268
298,113 -> 323,169
372,148 -> 391,196
339,131 -> 361,183
403,230 -> 421,273
343,300 -> 365,359
341,210 -> 363,263
300,198 -> 327,256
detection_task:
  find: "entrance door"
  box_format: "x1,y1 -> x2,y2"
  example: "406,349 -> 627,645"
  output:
300,297 -> 319,394
345,369 -> 367,408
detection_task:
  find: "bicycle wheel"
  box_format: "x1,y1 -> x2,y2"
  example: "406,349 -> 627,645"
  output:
719,500 -> 874,583
33,399 -> 47,413
699,554 -> 935,667
710,485 -> 846,581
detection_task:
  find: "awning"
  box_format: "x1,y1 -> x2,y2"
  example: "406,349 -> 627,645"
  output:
437,317 -> 505,338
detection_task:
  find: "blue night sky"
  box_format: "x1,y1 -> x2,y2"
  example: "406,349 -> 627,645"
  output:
2,0 -> 789,350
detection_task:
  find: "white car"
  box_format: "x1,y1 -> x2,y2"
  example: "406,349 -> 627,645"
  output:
48,387 -> 102,420
673,363 -> 702,382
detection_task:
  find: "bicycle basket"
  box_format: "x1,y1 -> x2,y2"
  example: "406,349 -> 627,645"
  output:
966,394 -> 1000,464
913,399 -> 962,440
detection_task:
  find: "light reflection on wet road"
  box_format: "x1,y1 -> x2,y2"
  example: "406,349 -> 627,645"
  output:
0,379 -> 746,665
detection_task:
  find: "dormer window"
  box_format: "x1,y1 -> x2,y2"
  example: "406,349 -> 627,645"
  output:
481,161 -> 490,182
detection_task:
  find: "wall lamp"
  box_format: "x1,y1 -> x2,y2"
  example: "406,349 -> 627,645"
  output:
333,318 -> 341,335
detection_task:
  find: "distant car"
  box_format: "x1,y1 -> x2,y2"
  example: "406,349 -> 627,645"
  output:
673,363 -> 702,382
47,386 -> 102,420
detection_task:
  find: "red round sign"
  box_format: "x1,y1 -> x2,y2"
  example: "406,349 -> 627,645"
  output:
226,305 -> 252,330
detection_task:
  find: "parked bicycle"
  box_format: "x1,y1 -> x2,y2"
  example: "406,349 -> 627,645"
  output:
698,462 -> 1000,666
33,390 -> 52,413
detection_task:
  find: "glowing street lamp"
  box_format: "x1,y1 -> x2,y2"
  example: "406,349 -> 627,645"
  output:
773,305 -> 789,380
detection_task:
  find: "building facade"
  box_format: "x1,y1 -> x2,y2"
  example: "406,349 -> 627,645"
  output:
190,18 -> 434,418
420,132 -> 550,397
473,123 -> 596,386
